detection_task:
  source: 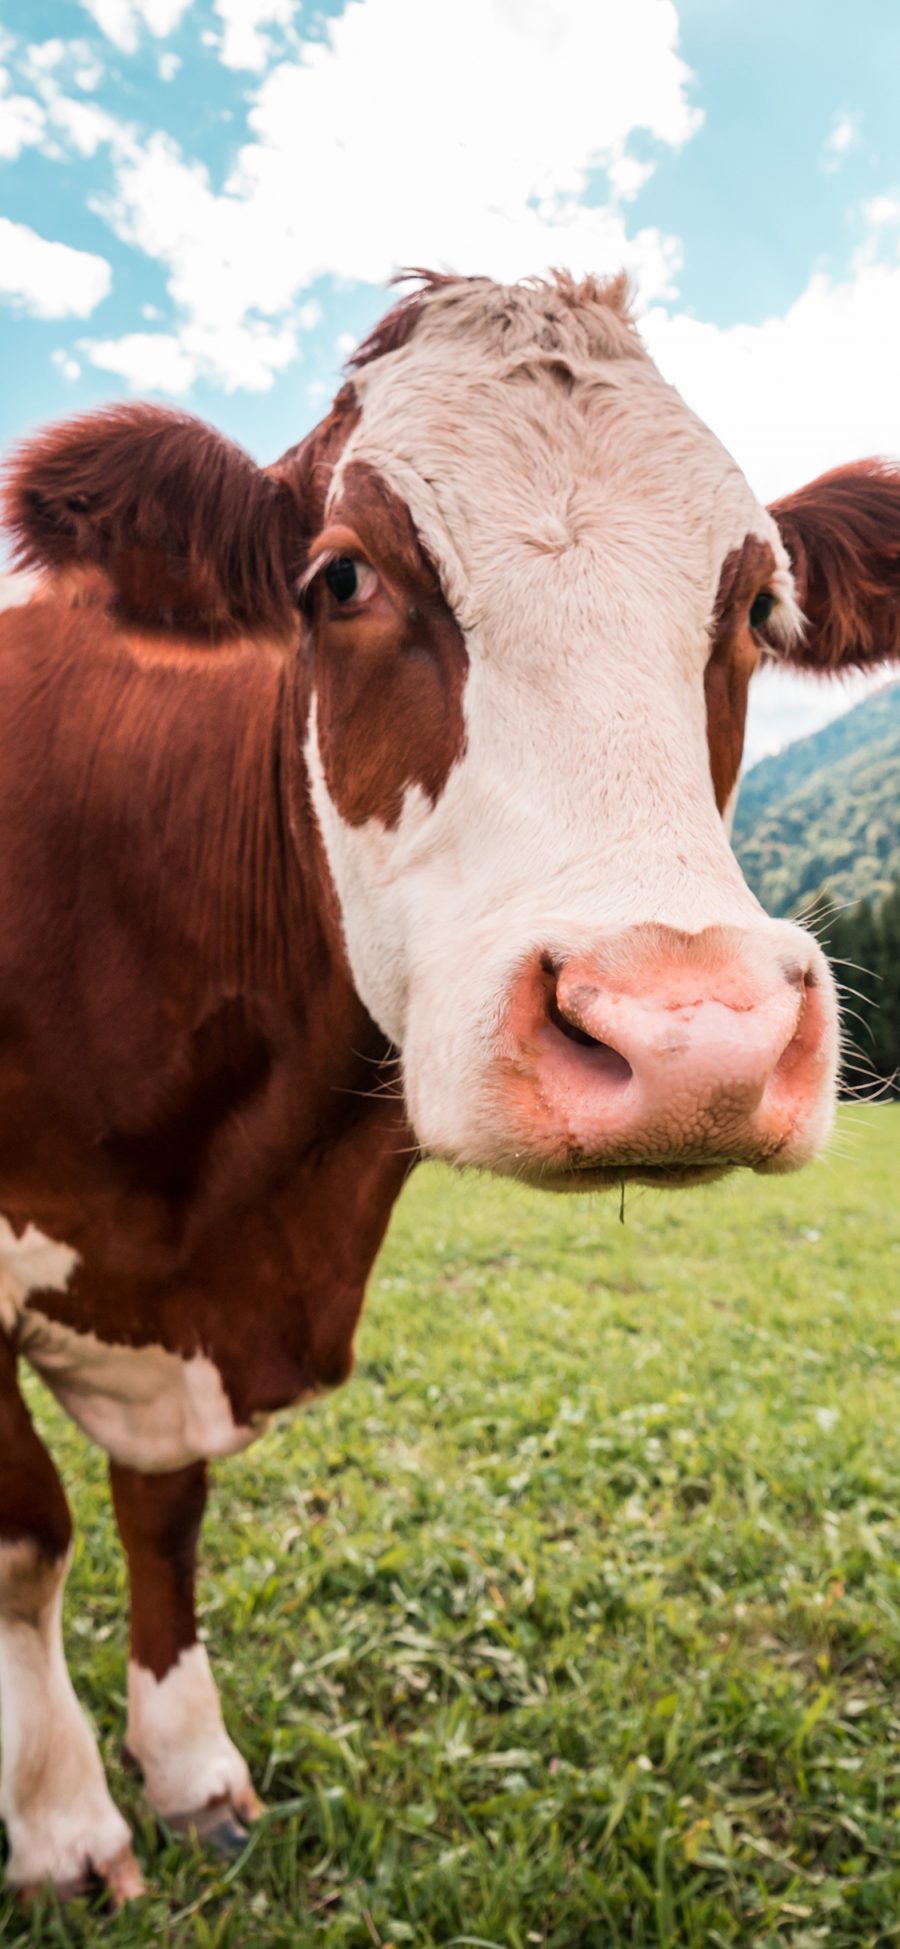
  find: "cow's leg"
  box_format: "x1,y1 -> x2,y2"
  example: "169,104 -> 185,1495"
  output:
0,1335 -> 141,1901
109,1459 -> 262,1848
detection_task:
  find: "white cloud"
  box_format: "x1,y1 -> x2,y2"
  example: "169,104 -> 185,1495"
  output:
74,53 -> 106,89
822,111 -> 859,174
864,191 -> 900,231
214,0 -> 294,71
0,570 -> 40,607
744,667 -> 890,768
23,36 -> 105,90
78,0 -> 194,55
92,0 -> 698,388
24,38 -> 67,70
607,154 -> 656,201
8,35 -> 123,157
642,253 -> 900,505
51,347 -> 82,380
82,316 -> 297,391
296,298 -> 322,331
78,0 -> 138,53
0,86 -> 45,157
82,328 -> 196,391
0,217 -> 112,318
157,49 -> 181,78
48,91 -> 121,155
638,199 -> 900,760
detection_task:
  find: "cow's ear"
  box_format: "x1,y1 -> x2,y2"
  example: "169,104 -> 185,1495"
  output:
2,404 -> 302,641
768,459 -> 900,672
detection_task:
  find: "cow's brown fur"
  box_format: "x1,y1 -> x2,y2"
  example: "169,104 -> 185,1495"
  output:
0,594 -> 412,1413
0,1334 -> 72,1565
272,380 -> 362,527
310,461 -> 469,827
110,1461 -> 207,1682
704,535 -> 773,812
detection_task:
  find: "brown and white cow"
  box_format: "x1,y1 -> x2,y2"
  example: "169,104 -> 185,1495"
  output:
0,271 -> 898,1901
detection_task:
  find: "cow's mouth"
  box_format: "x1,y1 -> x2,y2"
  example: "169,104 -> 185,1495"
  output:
545,1158 -> 735,1192
507,1144 -> 792,1193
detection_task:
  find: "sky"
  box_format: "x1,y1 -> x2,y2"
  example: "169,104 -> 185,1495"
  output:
2,0 -> 899,761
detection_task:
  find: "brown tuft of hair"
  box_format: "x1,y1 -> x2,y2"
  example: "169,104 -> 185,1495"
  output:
771,459 -> 900,671
2,403 -> 303,641
345,267 -> 639,373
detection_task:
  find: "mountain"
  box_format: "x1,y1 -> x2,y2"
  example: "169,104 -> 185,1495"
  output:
732,681 -> 900,917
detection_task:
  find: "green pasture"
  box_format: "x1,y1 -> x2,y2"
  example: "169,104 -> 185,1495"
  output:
5,1106 -> 900,1947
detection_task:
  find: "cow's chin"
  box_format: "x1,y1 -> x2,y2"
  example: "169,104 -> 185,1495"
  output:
407,1082 -> 836,1195
418,1141 -> 815,1196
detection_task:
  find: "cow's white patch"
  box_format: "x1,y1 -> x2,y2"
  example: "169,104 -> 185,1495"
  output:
19,1311 -> 262,1471
0,1541 -> 133,1891
0,1218 -> 80,1332
127,1643 -> 256,1821
0,570 -> 40,613
0,1214 -> 262,1470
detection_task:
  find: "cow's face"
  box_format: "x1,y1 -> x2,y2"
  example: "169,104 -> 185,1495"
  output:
8,274 -> 898,1190
294,276 -> 844,1187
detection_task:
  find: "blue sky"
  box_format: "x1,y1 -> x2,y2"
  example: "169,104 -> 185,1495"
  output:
2,0 -> 899,753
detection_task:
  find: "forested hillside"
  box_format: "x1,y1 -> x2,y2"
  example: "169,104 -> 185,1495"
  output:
733,682 -> 900,918
733,683 -> 900,1096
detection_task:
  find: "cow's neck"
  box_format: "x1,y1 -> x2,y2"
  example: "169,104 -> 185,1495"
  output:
112,636 -> 390,1113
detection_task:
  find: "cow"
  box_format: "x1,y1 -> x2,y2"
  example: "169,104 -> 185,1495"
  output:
0,270 -> 898,1903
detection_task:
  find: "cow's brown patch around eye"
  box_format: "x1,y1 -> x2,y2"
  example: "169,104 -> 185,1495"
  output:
311,462 -> 468,829
705,534 -> 775,814
270,382 -> 362,538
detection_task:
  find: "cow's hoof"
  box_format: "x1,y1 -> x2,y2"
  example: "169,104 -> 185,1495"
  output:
207,1812 -> 251,1857
98,1843 -> 147,1907
13,1842 -> 145,1909
166,1785 -> 264,1854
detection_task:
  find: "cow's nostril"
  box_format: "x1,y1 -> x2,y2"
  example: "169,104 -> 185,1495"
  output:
546,991 -> 634,1083
548,991 -> 600,1048
782,957 -> 817,992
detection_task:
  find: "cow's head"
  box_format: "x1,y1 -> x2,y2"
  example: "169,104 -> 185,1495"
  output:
6,272 -> 900,1189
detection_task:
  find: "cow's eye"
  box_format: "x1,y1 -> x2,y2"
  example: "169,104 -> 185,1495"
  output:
323,556 -> 378,605
749,590 -> 776,631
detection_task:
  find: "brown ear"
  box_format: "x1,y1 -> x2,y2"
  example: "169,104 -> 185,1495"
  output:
2,404 -> 302,641
769,459 -> 900,672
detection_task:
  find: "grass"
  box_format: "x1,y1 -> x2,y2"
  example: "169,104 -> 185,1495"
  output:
4,1105 -> 900,1947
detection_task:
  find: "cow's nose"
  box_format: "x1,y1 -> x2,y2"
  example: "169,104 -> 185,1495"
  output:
508,925 -> 837,1176
551,960 -> 800,1119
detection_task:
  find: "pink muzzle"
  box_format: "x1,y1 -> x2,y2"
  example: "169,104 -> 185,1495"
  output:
499,922 -> 836,1180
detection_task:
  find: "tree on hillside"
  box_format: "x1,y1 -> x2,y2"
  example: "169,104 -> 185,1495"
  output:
813,883 -> 900,1100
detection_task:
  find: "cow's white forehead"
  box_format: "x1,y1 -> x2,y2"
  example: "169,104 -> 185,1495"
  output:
332,276 -> 794,630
